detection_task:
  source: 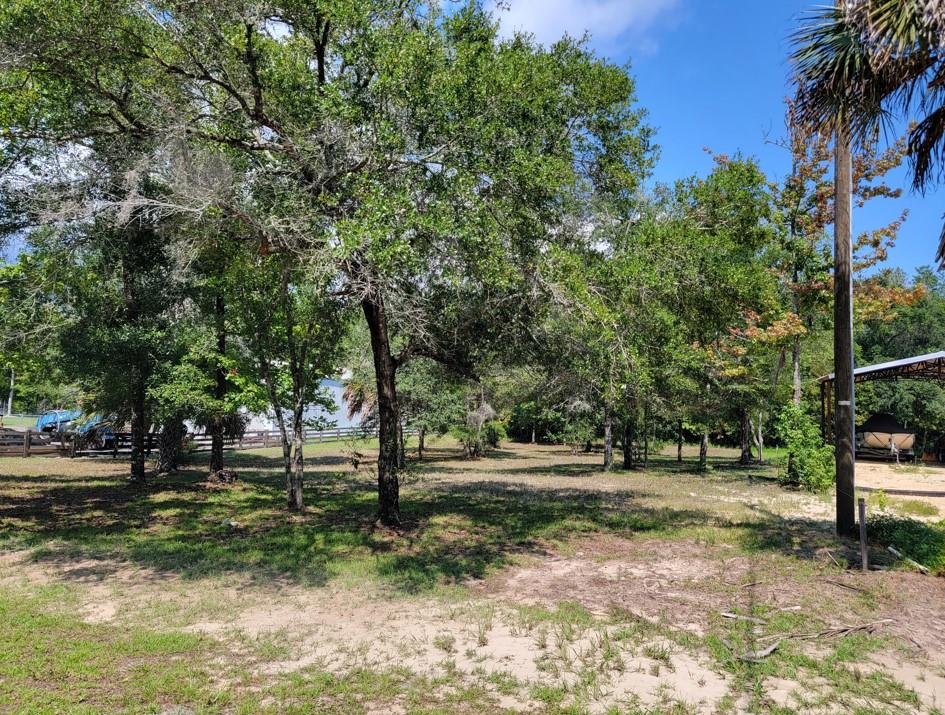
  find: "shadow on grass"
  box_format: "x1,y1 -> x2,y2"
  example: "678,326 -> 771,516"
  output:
0,453 -> 852,593
420,463 -> 602,479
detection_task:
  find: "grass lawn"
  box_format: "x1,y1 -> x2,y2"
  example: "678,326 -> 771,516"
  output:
0,414 -> 36,430
1,440 -> 943,714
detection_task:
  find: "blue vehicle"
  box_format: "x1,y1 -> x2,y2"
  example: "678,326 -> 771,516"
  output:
72,414 -> 117,450
35,409 -> 82,433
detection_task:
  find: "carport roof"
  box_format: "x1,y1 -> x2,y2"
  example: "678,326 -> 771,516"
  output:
817,350 -> 945,384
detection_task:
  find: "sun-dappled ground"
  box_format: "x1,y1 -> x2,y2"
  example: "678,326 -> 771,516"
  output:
1,440 -> 943,714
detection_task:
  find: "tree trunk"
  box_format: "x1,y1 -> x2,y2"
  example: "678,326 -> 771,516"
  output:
129,365 -> 146,482
362,295 -> 400,525
209,293 -> 227,473
677,419 -> 683,463
531,425 -> 536,444
623,417 -> 634,469
603,407 -> 613,471
643,408 -> 649,469
397,419 -> 406,469
280,427 -> 293,503
261,361 -> 293,507
792,332 -> 802,407
417,426 -> 426,460
834,124 -> 856,536
287,406 -> 304,510
752,411 -> 764,464
156,416 -> 185,474
698,431 -> 709,472
739,408 -> 753,465
122,245 -> 147,483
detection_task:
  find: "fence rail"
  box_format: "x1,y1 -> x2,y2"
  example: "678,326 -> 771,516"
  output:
0,425 -> 375,458
0,429 -> 59,457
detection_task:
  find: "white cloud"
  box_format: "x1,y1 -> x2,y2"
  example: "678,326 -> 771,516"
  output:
490,0 -> 681,55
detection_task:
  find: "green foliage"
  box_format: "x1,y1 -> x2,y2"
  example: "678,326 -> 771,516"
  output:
396,360 -> 468,439
545,411 -> 597,453
868,514 -> 945,575
774,404 -> 834,492
450,411 -> 507,459
856,267 -> 945,443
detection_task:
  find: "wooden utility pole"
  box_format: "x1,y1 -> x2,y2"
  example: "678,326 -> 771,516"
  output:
834,124 -> 856,536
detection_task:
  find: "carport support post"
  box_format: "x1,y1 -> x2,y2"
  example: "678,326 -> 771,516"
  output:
834,124 -> 856,537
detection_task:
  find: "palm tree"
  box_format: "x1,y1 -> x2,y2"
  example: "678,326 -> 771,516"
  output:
791,1 -> 945,256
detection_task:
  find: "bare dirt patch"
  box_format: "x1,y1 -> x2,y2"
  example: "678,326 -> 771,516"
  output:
480,535 -> 731,632
857,460 -> 945,515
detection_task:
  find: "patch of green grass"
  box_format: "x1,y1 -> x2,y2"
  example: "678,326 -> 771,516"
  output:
868,514 -> 945,574
0,415 -> 35,429
530,683 -> 569,707
641,641 -> 674,667
0,442 -> 848,598
0,585 -> 227,714
432,633 -> 457,654
892,498 -> 940,518
484,669 -> 522,696
705,604 -> 922,714
510,601 -> 595,631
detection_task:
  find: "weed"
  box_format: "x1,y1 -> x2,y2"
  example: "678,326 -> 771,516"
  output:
432,633 -> 457,654
870,488 -> 891,511
485,670 -> 521,696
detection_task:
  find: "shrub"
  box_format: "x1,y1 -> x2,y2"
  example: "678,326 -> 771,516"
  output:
868,514 -> 945,575
774,404 -> 834,492
451,402 -> 506,459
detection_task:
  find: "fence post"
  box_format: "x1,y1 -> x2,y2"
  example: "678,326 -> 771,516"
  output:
858,498 -> 868,573
23,429 -> 31,457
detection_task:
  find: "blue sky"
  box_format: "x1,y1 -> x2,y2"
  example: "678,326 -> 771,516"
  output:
492,0 -> 944,279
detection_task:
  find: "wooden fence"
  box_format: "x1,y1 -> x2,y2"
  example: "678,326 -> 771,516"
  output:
0,425 -> 375,458
0,429 -> 60,457
184,425 -> 374,453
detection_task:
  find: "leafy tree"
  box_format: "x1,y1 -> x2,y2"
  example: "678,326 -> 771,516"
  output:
0,1 -> 655,525
396,359 -> 466,459
771,115 -> 917,407
21,195 -> 183,481
231,251 -> 348,510
667,155 -> 783,468
856,266 -> 945,455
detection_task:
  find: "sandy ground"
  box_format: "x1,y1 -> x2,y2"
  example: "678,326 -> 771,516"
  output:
856,458 -> 945,492
2,443 -> 944,713
3,532 -> 943,714
855,459 -> 945,515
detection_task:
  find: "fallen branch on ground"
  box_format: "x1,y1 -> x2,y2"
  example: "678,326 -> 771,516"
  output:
824,579 -> 867,594
888,546 -> 929,574
738,640 -> 780,662
720,611 -> 767,625
757,619 -> 894,642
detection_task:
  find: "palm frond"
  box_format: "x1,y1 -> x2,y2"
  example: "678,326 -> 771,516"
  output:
909,97 -> 945,189
791,1 -> 945,193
